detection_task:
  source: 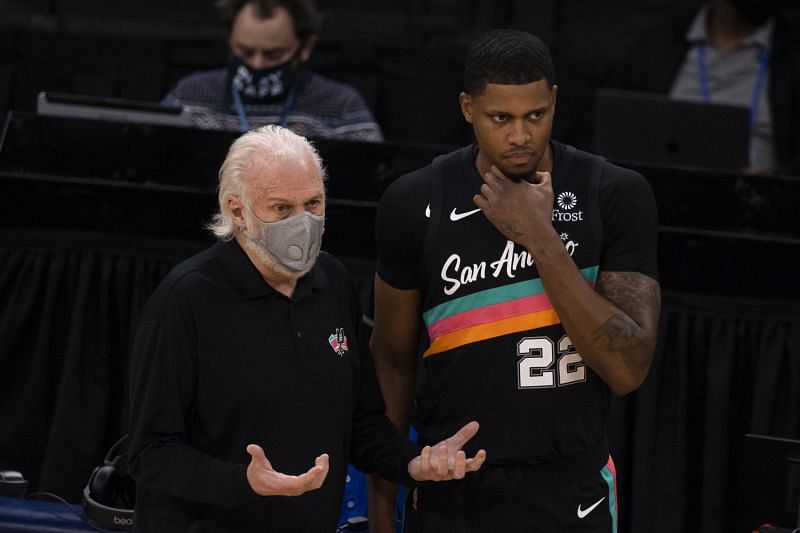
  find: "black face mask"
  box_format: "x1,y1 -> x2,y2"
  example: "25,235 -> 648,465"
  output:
728,0 -> 780,26
227,56 -> 297,104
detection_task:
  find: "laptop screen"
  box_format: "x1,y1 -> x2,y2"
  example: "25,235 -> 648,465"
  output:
592,89 -> 750,172
36,91 -> 194,128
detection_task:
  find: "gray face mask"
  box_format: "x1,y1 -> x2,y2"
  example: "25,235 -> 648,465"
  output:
246,210 -> 325,272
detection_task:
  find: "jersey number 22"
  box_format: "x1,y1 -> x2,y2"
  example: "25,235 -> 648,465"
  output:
517,335 -> 586,389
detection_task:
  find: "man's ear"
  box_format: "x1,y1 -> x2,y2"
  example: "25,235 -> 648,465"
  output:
459,92 -> 473,124
228,195 -> 247,230
298,35 -> 317,63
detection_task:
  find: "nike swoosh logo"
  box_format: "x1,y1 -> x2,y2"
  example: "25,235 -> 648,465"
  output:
577,497 -> 605,519
449,207 -> 481,221
425,204 -> 430,219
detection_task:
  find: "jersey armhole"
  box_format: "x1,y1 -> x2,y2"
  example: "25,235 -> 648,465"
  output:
587,156 -> 606,256
419,154 -> 447,284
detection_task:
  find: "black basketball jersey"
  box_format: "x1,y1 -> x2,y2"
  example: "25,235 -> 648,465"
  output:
412,141 -> 607,465
375,140 -> 658,467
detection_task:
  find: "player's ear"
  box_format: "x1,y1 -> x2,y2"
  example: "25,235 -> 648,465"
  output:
460,92 -> 474,124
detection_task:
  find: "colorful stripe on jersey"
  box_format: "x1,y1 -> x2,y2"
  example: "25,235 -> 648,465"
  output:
602,455 -> 618,533
422,266 -> 599,357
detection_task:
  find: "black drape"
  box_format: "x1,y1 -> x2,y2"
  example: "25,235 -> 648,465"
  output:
610,292 -> 800,532
0,229 -> 206,502
1,228 -> 799,533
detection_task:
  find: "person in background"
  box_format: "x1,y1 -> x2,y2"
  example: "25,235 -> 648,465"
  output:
622,0 -> 800,176
127,125 -> 485,532
368,29 -> 661,533
162,0 -> 383,141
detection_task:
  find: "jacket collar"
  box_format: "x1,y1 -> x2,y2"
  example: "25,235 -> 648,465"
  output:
211,238 -> 329,300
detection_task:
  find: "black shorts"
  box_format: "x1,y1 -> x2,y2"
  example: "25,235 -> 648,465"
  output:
402,441 -> 617,533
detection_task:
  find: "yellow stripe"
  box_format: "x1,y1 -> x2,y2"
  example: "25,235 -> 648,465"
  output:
423,308 -> 561,357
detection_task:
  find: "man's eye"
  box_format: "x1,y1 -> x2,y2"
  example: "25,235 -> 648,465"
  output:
492,115 -> 508,123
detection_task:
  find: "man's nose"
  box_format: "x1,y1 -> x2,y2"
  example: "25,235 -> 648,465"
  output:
246,54 -> 270,70
508,120 -> 531,145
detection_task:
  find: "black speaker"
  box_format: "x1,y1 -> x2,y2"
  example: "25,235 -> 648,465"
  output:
82,435 -> 135,530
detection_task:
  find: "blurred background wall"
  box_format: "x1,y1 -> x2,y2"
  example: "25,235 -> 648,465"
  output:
0,0 -> 713,147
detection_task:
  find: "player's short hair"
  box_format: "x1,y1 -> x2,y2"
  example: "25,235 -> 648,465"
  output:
464,29 -> 556,96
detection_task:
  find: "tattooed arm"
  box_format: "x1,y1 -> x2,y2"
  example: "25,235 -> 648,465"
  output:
520,235 -> 660,395
593,271 -> 661,389
474,167 -> 661,395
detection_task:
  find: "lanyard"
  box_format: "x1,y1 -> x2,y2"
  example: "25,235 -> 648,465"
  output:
696,43 -> 771,127
230,82 -> 297,132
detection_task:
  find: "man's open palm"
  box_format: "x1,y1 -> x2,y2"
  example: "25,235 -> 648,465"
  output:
245,444 -> 329,496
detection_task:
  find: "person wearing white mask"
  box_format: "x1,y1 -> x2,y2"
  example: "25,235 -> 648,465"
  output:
126,125 -> 485,532
162,0 -> 383,141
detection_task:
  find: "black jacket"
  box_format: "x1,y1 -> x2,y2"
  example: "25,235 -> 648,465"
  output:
128,240 -> 418,532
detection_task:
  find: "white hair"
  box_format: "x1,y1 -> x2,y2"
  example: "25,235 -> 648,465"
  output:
207,125 -> 326,240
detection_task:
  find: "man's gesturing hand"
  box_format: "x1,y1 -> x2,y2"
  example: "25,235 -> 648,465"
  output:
246,444 -> 329,496
408,421 -> 487,481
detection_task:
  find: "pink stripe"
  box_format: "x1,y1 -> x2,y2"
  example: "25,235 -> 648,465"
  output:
606,455 -> 617,478
428,292 -> 553,340
607,455 -> 618,515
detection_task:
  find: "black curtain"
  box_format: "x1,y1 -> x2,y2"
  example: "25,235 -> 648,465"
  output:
0,229 -> 206,502
610,292 -> 800,532
2,228 -> 799,533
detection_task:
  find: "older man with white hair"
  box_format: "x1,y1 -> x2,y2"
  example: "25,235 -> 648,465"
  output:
127,125 -> 485,532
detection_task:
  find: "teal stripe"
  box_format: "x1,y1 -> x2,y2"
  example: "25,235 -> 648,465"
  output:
601,465 -> 618,533
423,265 -> 599,325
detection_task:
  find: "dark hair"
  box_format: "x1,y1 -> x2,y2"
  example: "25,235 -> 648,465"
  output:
216,0 -> 322,41
464,29 -> 555,96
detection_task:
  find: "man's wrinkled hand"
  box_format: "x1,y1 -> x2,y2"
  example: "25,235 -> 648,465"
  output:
246,444 -> 329,497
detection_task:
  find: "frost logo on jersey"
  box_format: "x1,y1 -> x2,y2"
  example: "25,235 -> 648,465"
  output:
328,328 -> 348,356
553,191 -> 583,222
441,238 -> 580,295
557,191 -> 577,209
